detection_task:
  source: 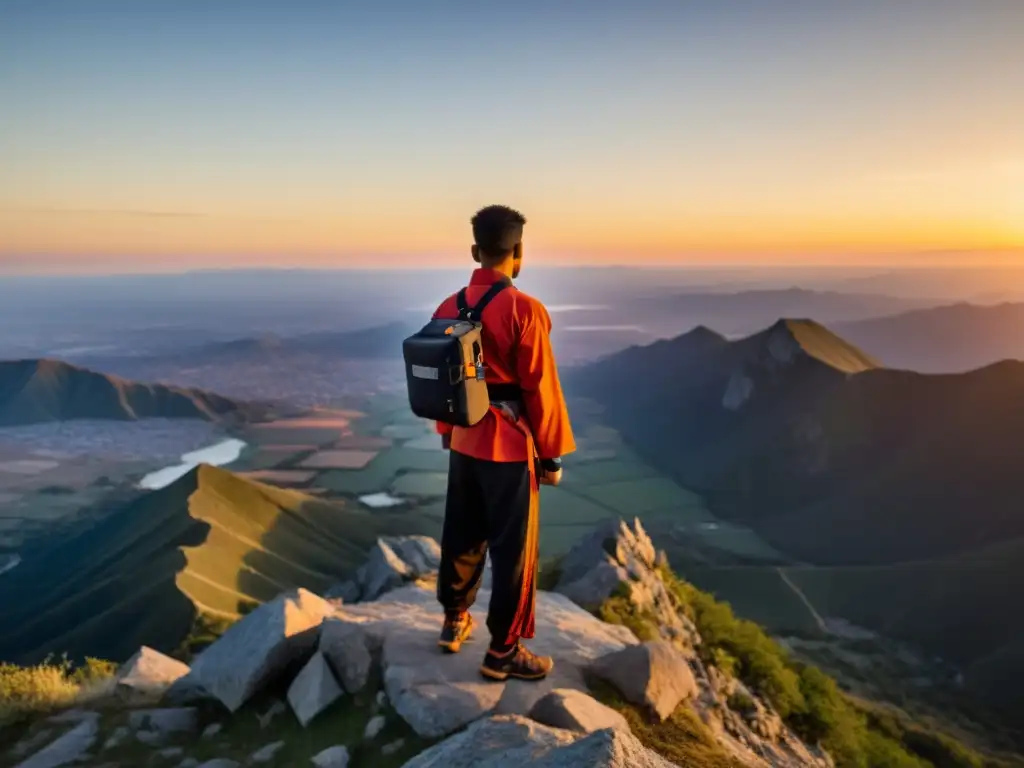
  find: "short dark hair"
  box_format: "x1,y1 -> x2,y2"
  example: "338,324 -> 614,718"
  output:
471,205 -> 526,258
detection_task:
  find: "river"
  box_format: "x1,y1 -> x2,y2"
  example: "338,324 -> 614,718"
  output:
0,554 -> 21,578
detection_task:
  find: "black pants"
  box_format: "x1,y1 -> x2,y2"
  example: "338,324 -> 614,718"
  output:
437,449 -> 539,648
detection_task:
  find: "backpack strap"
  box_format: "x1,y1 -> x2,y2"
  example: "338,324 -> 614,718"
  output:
457,278 -> 512,322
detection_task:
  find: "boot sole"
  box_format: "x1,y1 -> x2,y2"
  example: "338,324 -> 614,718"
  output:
438,639 -> 464,654
478,664 -> 552,682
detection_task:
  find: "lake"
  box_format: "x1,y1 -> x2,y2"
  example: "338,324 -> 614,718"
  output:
138,438 -> 248,490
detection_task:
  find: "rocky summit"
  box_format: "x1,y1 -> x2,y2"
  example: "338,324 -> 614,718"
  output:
323,583 -> 637,739
4,522 -> 835,767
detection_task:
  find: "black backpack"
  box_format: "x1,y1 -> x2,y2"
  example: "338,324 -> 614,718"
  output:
402,279 -> 512,427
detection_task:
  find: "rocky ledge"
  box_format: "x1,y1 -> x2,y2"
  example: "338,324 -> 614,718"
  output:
5,520 -> 832,768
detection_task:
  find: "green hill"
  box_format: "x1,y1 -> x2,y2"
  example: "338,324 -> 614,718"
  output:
0,358 -> 265,426
782,538 -> 1024,717
0,464 -> 436,665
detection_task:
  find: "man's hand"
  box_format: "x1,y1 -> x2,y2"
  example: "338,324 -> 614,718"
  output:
538,457 -> 563,486
539,467 -> 563,487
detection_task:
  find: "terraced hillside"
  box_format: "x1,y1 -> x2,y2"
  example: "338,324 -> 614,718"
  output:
0,359 -> 266,426
0,464 -> 435,665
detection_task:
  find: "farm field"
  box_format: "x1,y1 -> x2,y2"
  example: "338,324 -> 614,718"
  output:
234,403 -> 786,568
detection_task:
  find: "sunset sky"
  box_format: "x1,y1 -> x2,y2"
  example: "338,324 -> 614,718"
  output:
1,1 -> 1022,273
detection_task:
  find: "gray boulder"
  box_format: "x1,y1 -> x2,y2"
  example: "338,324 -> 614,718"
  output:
533,726 -> 679,767
163,672 -> 213,706
555,559 -> 630,610
189,588 -> 331,712
324,580 -> 360,603
43,709 -> 91,724
310,745 -> 350,767
400,714 -> 678,768
528,689 -> 630,734
127,707 -> 199,736
319,619 -> 373,693
249,741 -> 286,763
8,729 -> 55,761
101,725 -> 130,751
14,712 -> 99,768
115,646 -> 191,698
589,642 -> 697,721
287,651 -> 344,727
195,761 -> 240,768
364,714 -> 386,740
356,536 -> 440,602
136,730 -> 167,746
324,583 -> 636,739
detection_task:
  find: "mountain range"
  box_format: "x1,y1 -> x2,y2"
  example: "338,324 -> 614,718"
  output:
57,294 -> 1024,377
570,318 -> 1024,564
566,319 -> 1024,722
623,287 -> 935,338
160,321 -> 415,363
833,301 -> 1024,372
0,359 -> 264,427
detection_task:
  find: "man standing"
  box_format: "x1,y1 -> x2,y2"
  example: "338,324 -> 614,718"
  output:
432,205 -> 575,681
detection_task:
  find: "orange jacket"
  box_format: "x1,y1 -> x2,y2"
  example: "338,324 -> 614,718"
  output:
432,268 -> 576,463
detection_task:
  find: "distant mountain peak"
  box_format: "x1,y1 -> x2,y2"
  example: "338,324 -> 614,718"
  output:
759,318 -> 880,374
680,324 -> 728,343
0,358 -> 263,427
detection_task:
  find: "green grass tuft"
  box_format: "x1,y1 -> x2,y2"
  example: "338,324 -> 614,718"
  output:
597,596 -> 660,642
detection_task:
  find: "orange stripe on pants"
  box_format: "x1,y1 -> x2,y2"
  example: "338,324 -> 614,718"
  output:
503,410 -> 540,644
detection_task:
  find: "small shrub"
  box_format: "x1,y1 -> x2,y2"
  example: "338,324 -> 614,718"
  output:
711,647 -> 739,677
174,613 -> 235,662
793,665 -> 846,744
862,728 -> 932,768
610,580 -> 633,600
597,597 -> 660,642
0,657 -> 100,725
69,657 -> 117,686
727,691 -> 757,716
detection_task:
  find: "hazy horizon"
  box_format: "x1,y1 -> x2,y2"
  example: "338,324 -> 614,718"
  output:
2,0 -> 1022,272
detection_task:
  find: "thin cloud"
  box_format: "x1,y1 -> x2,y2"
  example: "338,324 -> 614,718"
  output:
2,206 -> 209,219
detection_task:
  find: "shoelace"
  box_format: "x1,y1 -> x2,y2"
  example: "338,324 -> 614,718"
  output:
513,643 -> 540,665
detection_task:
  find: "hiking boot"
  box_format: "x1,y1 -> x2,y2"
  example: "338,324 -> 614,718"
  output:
479,642 -> 554,681
438,612 -> 475,654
